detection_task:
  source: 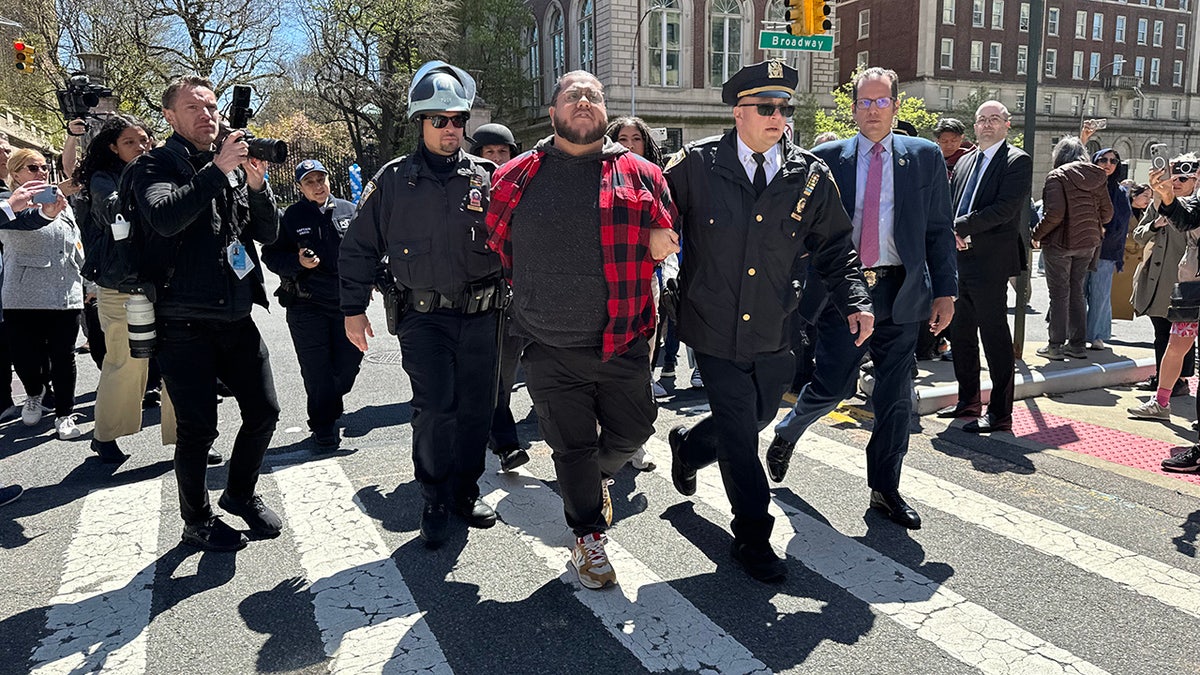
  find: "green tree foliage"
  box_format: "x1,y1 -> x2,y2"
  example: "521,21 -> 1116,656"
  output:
447,0 -> 533,124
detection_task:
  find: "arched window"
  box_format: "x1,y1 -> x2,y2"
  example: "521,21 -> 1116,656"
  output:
549,6 -> 566,80
648,0 -> 682,87
578,0 -> 596,73
709,0 -> 742,87
526,24 -> 542,105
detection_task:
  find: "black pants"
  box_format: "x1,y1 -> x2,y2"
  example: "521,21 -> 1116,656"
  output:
789,313 -> 816,392
951,275 -> 1015,422
4,309 -> 79,417
489,317 -> 528,453
674,349 -> 793,546
523,339 -> 657,538
0,319 -> 11,408
83,297 -> 105,369
156,316 -> 280,525
286,303 -> 364,432
398,309 -> 497,505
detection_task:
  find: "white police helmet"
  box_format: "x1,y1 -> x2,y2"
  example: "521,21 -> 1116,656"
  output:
407,60 -> 477,121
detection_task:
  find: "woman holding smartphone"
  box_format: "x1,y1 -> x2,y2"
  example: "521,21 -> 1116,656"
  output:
0,149 -> 84,440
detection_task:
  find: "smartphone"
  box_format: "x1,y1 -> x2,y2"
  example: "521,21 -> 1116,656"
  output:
31,185 -> 58,205
1084,118 -> 1108,131
1151,143 -> 1171,171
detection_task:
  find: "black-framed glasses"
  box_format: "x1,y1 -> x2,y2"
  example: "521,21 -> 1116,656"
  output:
1094,156 -> 1119,165
735,103 -> 796,117
423,113 -> 469,129
854,97 -> 895,110
561,88 -> 605,105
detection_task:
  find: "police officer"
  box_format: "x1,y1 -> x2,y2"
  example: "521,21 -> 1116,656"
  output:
340,61 -> 504,548
469,123 -> 518,166
663,61 -> 873,583
262,159 -> 363,450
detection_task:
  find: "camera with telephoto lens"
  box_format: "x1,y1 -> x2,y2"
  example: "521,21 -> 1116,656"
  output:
125,293 -> 157,358
223,85 -> 288,164
55,73 -> 112,121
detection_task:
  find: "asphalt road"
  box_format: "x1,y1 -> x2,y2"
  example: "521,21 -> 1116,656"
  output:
2,261 -> 1197,675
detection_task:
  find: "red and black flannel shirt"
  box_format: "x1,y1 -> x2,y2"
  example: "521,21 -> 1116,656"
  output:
486,141 -> 677,361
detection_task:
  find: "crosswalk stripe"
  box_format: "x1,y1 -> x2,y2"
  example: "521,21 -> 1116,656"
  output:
792,430 -> 1200,619
479,465 -> 770,675
644,437 -> 1110,675
272,460 -> 452,675
30,481 -> 162,675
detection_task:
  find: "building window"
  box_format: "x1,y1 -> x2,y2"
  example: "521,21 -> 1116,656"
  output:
943,0 -> 955,24
1114,54 -> 1124,75
1088,96 -> 1097,115
971,41 -> 984,71
1092,13 -> 1103,40
1042,93 -> 1054,114
1016,92 -> 1025,112
857,50 -> 869,68
1178,23 -> 1187,49
1183,0 -> 1190,10
648,0 -> 682,87
1135,55 -> 1146,80
1072,51 -> 1084,79
1172,99 -> 1181,119
1019,3 -> 1029,30
1150,57 -> 1161,84
940,38 -> 954,69
1116,16 -> 1126,42
1110,98 -> 1120,116
992,0 -> 1004,28
1153,20 -> 1164,47
1174,60 -> 1184,86
1133,98 -> 1141,118
1148,98 -> 1158,119
709,0 -> 742,87
939,85 -> 953,109
989,43 -> 1002,72
1047,8 -> 1060,36
1089,52 -> 1100,78
1017,45 -> 1028,74
578,0 -> 595,73
972,0 -> 984,26
1070,94 -> 1081,116
549,6 -> 566,79
1075,10 -> 1086,38
526,25 -> 542,105
859,9 -> 870,38
1137,18 -> 1148,44
1045,48 -> 1057,77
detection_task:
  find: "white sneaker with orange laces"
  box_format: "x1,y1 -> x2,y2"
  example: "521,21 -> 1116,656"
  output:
571,532 -> 617,590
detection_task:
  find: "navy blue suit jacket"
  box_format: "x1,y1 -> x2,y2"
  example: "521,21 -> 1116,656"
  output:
809,134 -> 957,324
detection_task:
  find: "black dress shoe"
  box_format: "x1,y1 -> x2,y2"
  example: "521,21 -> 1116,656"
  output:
420,503 -> 450,548
313,426 -> 340,450
730,540 -> 787,583
1136,377 -> 1159,392
1172,379 -> 1192,397
962,413 -> 1012,434
668,426 -> 696,496
90,438 -> 129,464
455,496 -> 497,528
766,435 -> 795,483
207,449 -> 224,465
870,490 -> 922,529
935,403 -> 981,419
496,447 -> 530,472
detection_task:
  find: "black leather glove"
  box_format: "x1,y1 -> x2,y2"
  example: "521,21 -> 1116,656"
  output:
660,277 -> 680,324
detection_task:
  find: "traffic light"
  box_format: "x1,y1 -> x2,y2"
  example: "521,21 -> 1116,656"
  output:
785,0 -> 831,36
13,41 -> 34,72
785,0 -> 807,35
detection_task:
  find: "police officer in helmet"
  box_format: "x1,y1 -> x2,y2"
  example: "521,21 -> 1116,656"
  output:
340,61 -> 505,548
469,123 -> 518,166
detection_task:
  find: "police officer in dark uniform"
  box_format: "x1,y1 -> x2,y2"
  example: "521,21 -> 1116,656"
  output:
663,61 -> 873,582
340,61 -> 504,548
262,159 -> 363,450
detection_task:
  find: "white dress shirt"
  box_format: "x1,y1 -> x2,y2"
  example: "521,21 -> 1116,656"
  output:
960,141 -> 1003,215
736,135 -> 781,186
852,132 -> 901,267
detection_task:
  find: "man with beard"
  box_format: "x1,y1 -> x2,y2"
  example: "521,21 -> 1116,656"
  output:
341,61 -> 506,548
487,71 -> 680,590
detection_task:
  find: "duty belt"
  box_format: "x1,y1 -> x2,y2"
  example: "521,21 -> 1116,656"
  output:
862,265 -> 902,288
406,279 -> 505,315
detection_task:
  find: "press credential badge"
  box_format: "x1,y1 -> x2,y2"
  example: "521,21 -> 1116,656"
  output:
226,240 -> 255,279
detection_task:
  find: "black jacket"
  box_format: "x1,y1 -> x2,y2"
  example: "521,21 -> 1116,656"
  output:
664,131 -> 871,362
263,196 -> 355,309
950,141 -> 1033,282
339,147 -> 500,316
129,133 -> 279,320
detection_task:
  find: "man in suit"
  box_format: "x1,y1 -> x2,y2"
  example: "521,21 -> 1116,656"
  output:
936,101 -> 1032,433
765,67 -> 957,530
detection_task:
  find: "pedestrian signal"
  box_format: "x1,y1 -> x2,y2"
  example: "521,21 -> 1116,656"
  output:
14,41 -> 34,72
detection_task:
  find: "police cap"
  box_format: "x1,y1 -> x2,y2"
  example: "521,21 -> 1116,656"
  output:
721,60 -> 798,106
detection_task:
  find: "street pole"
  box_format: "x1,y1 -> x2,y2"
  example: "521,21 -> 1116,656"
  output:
631,2 -> 666,116
1014,0 -> 1044,359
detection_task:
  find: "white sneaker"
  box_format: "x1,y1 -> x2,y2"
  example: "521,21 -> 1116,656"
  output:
652,380 -> 668,399
630,445 -> 657,472
1127,399 -> 1170,420
55,415 -> 82,440
571,532 -> 617,589
21,394 -> 43,426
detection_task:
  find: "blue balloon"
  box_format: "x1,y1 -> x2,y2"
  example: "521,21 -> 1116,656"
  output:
349,164 -> 363,203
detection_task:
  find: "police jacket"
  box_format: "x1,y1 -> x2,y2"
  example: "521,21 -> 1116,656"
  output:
339,146 -> 501,316
129,133 -> 279,321
263,195 -> 355,309
664,130 -> 870,362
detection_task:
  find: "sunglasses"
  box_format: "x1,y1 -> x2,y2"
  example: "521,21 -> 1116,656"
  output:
23,164 -> 48,173
1172,175 -> 1196,183
423,114 -> 469,129
1094,156 -> 1119,165
736,103 -> 796,117
854,97 -> 895,110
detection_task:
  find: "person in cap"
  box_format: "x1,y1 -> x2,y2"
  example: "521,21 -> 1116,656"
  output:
662,60 -> 872,583
340,60 -> 506,548
486,70 -> 679,590
764,66 -> 957,530
262,159 -> 363,449
469,123 -> 519,166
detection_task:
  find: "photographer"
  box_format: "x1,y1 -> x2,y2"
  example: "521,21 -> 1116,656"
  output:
128,75 -> 281,552
262,159 -> 362,449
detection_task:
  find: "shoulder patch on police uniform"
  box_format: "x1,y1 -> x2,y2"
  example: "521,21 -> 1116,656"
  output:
358,180 -> 377,206
664,148 -> 687,172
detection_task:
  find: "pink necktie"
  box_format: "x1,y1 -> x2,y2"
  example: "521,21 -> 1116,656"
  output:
859,142 -> 884,268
